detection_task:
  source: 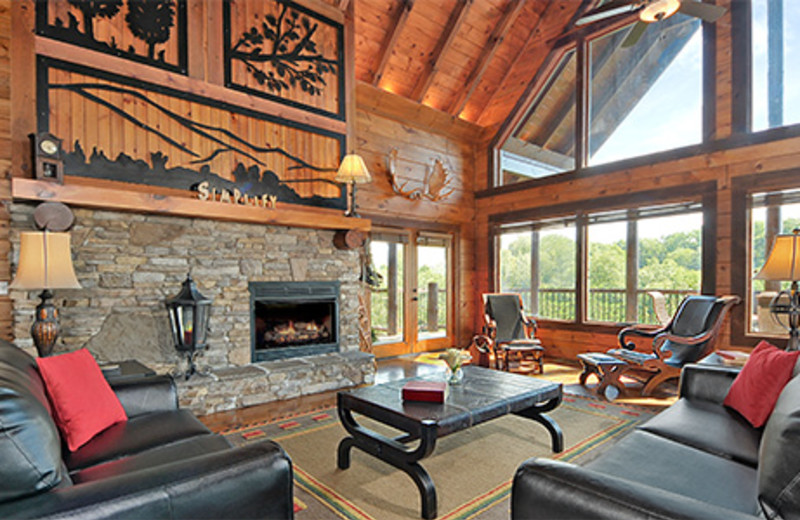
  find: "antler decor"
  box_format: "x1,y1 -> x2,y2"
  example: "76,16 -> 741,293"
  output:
387,148 -> 455,202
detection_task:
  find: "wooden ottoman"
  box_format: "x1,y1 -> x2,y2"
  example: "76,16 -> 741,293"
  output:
576,352 -> 629,400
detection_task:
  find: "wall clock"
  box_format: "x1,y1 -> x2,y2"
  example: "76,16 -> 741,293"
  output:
30,132 -> 64,184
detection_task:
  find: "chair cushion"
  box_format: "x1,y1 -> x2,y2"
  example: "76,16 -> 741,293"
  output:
0,344 -> 65,501
723,340 -> 799,428
587,430 -> 759,515
758,375 -> 800,519
660,296 -> 720,366
37,349 -> 127,451
639,398 -> 761,467
65,409 -> 211,471
72,433 -> 232,484
485,294 -> 527,342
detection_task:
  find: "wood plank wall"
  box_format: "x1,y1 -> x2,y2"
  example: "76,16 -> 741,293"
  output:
354,81 -> 480,347
473,0 -> 800,360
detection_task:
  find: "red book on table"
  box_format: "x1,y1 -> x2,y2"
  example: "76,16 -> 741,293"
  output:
402,381 -> 447,403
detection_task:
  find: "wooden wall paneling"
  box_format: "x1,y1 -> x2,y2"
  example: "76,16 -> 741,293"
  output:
35,37 -> 347,135
10,0 -> 35,179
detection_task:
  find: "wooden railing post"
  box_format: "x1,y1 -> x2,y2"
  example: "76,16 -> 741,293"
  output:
387,243 -> 398,335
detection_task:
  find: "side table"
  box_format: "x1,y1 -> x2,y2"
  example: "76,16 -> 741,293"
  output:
576,352 -> 629,400
101,360 -> 156,384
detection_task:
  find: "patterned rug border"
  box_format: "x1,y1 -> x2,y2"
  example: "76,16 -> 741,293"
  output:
222,394 -> 662,520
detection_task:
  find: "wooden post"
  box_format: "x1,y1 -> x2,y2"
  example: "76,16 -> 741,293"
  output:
387,243 -> 398,336
767,0 -> 784,128
427,282 -> 439,333
530,229 -> 540,315
626,215 -> 638,322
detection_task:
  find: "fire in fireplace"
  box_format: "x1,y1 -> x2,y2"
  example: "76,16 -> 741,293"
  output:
249,281 -> 339,362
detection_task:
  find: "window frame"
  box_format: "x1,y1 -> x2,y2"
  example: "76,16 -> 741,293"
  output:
490,183 -> 717,332
730,169 -> 800,348
489,11 -> 716,189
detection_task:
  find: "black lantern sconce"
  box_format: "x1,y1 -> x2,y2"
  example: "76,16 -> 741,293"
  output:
166,274 -> 212,379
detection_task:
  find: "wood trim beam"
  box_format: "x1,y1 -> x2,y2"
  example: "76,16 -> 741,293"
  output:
448,0 -> 526,117
292,0 -> 345,24
411,0 -> 473,102
338,0 -> 350,11
35,37 -> 347,135
371,0 -> 415,86
12,178 -> 370,232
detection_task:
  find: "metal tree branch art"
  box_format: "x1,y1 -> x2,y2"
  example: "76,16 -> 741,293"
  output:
126,0 -> 176,60
387,149 -> 455,202
230,1 -> 337,96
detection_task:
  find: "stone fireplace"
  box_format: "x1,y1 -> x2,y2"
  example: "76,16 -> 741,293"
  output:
9,203 -> 375,416
250,281 -> 340,362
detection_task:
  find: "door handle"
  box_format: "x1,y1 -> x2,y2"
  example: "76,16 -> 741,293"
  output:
411,297 -> 418,302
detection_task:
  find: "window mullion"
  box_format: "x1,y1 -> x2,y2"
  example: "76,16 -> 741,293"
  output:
626,215 -> 638,322
577,217 -> 588,324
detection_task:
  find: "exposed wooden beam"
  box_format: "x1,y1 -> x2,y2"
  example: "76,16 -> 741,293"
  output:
338,0 -> 350,12
411,0 -> 473,102
371,0 -> 415,86
448,0 -> 526,117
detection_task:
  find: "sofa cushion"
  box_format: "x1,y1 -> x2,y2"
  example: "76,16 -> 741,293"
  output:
587,430 -> 759,515
72,433 -> 232,484
0,343 -> 64,501
759,375 -> 800,519
65,409 -> 211,471
724,340 -> 799,428
639,397 -> 761,467
37,349 -> 127,451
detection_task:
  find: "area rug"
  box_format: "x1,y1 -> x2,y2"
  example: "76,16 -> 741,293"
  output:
222,394 -> 661,519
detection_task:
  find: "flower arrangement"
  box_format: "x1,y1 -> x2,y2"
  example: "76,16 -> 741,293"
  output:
439,348 -> 471,384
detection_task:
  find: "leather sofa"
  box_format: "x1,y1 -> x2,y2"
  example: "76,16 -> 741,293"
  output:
0,340 -> 294,519
512,363 -> 800,519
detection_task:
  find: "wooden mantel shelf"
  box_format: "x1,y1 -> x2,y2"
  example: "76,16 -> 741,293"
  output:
11,178 -> 371,232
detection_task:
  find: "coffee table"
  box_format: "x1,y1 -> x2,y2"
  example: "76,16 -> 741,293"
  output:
336,365 -> 563,519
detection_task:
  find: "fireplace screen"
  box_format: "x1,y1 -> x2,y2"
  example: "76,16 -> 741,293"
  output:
249,281 -> 339,362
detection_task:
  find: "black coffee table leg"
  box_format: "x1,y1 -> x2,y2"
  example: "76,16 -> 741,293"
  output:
513,394 -> 564,453
337,399 -> 439,519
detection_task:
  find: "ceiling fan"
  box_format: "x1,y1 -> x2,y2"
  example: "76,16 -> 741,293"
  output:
575,0 -> 727,48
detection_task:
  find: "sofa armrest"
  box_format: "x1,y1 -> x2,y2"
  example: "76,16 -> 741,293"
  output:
0,439 -> 293,520
512,458 -> 755,520
109,375 -> 179,417
678,364 -> 740,404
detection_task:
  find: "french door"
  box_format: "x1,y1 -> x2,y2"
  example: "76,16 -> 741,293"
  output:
369,227 -> 453,358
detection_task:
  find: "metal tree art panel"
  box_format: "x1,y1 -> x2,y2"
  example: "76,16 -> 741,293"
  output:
39,58 -> 346,210
224,0 -> 344,119
37,0 -> 187,73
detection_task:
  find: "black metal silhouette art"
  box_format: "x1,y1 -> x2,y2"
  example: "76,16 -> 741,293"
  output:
125,0 -> 175,61
66,0 -> 123,40
230,0 -> 337,97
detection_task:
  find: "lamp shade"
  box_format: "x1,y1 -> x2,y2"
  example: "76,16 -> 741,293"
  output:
755,231 -> 800,281
640,0 -> 680,22
10,232 -> 81,290
334,154 -> 371,184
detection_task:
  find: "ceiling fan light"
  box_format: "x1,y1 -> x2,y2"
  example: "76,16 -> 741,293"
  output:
640,0 -> 681,23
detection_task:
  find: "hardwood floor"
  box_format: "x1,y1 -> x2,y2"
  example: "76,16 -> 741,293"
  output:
198,355 -> 673,433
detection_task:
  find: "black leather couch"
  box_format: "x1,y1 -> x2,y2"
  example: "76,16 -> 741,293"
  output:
0,340 -> 294,519
512,363 -> 800,519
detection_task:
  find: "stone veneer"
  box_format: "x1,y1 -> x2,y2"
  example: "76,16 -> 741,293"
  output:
9,203 -> 375,416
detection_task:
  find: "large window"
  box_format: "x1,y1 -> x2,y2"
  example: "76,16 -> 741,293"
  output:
751,0 -> 800,131
588,16 -> 702,166
748,189 -> 800,335
496,201 -> 704,326
499,51 -> 577,184
495,12 -> 706,186
498,219 -> 577,320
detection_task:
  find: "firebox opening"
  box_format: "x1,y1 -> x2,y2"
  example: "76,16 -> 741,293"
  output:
254,301 -> 335,350
249,281 -> 340,363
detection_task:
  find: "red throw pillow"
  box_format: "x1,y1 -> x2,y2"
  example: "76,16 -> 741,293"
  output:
37,349 -> 127,451
724,340 -> 800,428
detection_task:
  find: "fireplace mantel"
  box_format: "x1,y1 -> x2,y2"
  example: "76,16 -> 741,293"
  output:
12,178 -> 371,232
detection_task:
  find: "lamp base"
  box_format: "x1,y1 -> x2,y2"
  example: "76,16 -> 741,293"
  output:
769,281 -> 800,351
173,350 -> 218,381
32,290 -> 59,357
344,180 -> 361,218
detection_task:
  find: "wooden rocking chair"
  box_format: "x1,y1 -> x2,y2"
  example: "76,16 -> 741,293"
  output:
479,293 -> 544,374
604,295 -> 741,398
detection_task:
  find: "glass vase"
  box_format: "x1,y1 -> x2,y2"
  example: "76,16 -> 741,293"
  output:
447,366 -> 464,385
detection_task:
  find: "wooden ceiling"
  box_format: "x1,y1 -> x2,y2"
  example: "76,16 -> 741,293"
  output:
352,0 -> 590,132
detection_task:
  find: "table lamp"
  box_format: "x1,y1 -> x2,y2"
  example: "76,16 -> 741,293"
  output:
335,153 -> 371,218
10,231 -> 81,357
755,228 -> 800,350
